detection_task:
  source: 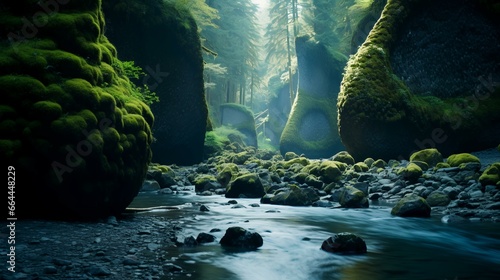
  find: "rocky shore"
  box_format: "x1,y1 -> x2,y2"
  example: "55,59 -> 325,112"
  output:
1,146 -> 499,279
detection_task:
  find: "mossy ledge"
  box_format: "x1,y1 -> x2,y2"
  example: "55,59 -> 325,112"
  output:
0,0 -> 154,219
337,0 -> 500,161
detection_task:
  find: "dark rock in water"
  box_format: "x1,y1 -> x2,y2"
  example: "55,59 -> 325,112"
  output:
88,265 -> 112,276
220,227 -> 263,250
426,191 -> 450,206
196,232 -> 216,244
263,186 -> 319,206
183,236 -> 198,247
199,205 -> 210,212
391,194 -> 431,217
226,173 -> 265,198
321,233 -> 367,254
339,186 -> 369,208
280,36 -> 345,158
103,0 -> 208,165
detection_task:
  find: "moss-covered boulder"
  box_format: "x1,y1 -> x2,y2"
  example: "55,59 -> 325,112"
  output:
446,153 -> 481,167
319,161 -> 345,183
280,37 -> 345,159
263,185 -> 319,206
102,0 -> 208,165
225,173 -> 265,198
0,0 -> 154,219
332,151 -> 356,165
220,103 -> 257,148
426,191 -> 451,207
479,163 -> 500,186
339,186 -> 369,208
338,0 -> 500,161
391,194 -> 431,217
397,163 -> 423,182
409,148 -> 443,166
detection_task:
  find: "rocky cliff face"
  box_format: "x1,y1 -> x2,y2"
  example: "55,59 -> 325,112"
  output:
280,37 -> 345,158
338,0 -> 500,161
103,0 -> 208,165
0,0 -> 154,219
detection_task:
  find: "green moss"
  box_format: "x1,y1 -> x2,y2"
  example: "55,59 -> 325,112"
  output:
409,148 -> 443,166
337,0 -> 500,160
319,161 -> 343,183
333,151 -> 355,165
446,153 -> 480,167
372,159 -> 387,168
280,90 -> 342,158
284,157 -> 310,169
32,101 -> 62,121
353,162 -> 369,172
397,162 -> 423,182
478,163 -> 500,186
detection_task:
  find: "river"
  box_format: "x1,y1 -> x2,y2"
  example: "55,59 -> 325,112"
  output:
129,189 -> 500,280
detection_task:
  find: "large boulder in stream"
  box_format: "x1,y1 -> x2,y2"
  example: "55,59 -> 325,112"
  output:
225,173 -> 265,198
103,0 -> 208,165
220,227 -> 263,250
280,36 -> 345,159
391,194 -> 431,217
261,185 -> 319,206
0,0 -> 153,219
338,0 -> 500,161
321,233 -> 367,254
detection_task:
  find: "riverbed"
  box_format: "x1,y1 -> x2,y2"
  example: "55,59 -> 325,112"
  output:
130,190 -> 500,280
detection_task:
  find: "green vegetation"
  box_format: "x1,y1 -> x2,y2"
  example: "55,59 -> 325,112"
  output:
112,60 -> 159,105
446,153 -> 481,167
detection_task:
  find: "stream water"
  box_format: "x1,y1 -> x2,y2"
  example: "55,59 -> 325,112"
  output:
129,190 -> 500,280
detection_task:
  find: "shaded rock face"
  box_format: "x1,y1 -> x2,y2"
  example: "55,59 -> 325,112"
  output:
391,0 -> 500,99
265,76 -> 295,146
103,0 -> 208,165
321,233 -> 367,254
391,194 -> 431,217
338,0 -> 500,161
280,37 -> 345,159
220,227 -> 263,250
0,0 -> 153,219
220,104 -> 258,148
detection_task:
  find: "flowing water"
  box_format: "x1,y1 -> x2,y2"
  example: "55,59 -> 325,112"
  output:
129,190 -> 500,280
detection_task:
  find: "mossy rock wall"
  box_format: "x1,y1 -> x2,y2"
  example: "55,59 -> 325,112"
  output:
102,0 -> 208,165
266,81 -> 292,146
338,0 -> 500,161
220,103 -> 257,148
0,0 -> 153,219
280,37 -> 345,159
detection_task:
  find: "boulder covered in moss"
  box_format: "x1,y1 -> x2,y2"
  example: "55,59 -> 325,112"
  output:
103,0 -> 208,165
220,103 -> 258,148
0,0 -> 154,219
338,0 -> 500,161
280,36 -> 345,159
479,163 -> 500,186
446,153 -> 481,167
339,186 -> 369,208
391,194 -> 431,217
409,148 -> 443,166
225,173 -> 265,198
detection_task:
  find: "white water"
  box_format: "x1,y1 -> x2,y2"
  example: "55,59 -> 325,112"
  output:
130,191 -> 500,280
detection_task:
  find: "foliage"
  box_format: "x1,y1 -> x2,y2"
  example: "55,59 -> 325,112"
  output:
165,0 -> 219,30
112,60 -> 159,105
